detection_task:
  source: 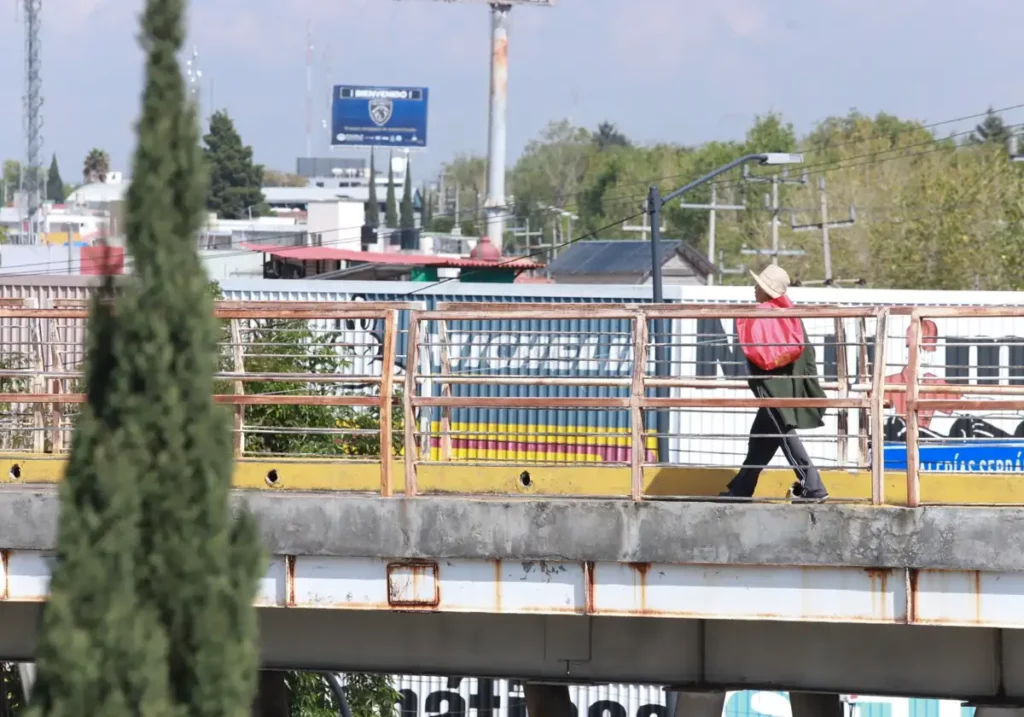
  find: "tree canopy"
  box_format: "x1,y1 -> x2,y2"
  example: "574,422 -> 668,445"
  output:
500,112 -> 1024,290
82,148 -> 110,184
46,155 -> 64,203
203,110 -> 268,219
384,156 -> 399,229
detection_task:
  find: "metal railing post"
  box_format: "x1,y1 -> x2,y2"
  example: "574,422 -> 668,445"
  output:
403,312 -> 421,497
869,309 -> 889,505
379,310 -> 398,497
905,312 -> 922,507
834,317 -> 849,470
630,312 -> 649,500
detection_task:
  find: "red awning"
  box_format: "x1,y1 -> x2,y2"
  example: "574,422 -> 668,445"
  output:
240,243 -> 544,270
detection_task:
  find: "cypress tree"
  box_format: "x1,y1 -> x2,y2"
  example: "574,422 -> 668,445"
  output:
27,1 -> 264,717
365,148 -> 378,229
399,159 -> 415,230
46,155 -> 65,203
384,154 -> 399,229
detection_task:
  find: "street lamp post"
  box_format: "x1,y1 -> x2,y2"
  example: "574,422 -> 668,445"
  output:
646,153 -> 803,465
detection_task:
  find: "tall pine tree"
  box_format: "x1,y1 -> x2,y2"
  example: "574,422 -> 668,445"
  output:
399,158 -> 415,230
46,155 -> 65,203
365,149 -> 379,229
27,1 -> 264,717
203,110 -> 268,219
384,154 -> 399,229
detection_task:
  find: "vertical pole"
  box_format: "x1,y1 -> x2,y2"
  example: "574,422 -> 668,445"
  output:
905,312 -> 921,507
230,319 -> 246,458
706,184 -> 717,285
67,223 -> 73,274
870,310 -> 890,505
648,185 -> 670,464
819,176 -> 833,284
770,175 -> 780,265
484,3 -> 511,251
834,317 -> 849,469
630,312 -> 649,500
404,312 -> 421,497
379,310 -> 398,496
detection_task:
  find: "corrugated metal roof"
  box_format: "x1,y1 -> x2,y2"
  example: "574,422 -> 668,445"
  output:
240,243 -> 544,269
548,240 -> 681,277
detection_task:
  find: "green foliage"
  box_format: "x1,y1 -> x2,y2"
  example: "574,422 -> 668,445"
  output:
972,107 -> 1012,146
430,215 -> 455,233
498,107 -> 1024,290
285,673 -> 399,717
46,155 -> 64,203
203,110 -> 269,219
421,189 -> 433,229
384,158 -> 399,229
344,674 -> 400,717
82,148 -> 110,184
0,663 -> 25,717
441,154 -> 486,229
594,121 -> 630,151
27,2 -> 263,717
366,150 -> 379,229
400,160 -> 415,230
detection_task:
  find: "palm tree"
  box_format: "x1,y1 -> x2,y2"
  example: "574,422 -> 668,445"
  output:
82,148 -> 111,184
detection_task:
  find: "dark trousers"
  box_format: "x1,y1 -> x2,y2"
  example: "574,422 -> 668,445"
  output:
727,406 -> 827,498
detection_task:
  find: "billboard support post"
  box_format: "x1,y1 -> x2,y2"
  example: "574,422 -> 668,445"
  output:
485,4 -> 511,251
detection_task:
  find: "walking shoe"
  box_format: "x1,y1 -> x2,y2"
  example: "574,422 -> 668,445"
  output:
789,481 -> 828,503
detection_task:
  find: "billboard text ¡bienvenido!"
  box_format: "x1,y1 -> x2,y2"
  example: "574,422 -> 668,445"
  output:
331,84 -> 429,150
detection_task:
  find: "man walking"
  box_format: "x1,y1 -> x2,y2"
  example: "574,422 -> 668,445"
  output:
720,265 -> 829,502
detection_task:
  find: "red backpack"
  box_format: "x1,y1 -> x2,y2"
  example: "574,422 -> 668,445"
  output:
736,294 -> 806,371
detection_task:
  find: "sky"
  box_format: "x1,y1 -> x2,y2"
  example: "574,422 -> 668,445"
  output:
2,0 -> 1024,184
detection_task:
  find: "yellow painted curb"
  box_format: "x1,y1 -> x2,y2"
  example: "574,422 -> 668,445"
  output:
0,453 -> 1018,505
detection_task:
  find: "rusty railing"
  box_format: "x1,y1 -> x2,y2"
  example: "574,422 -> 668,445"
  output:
1,299 -> 1023,505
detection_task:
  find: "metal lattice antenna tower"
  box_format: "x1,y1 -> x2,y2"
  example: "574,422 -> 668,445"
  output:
23,0 -> 43,244
185,46 -> 202,100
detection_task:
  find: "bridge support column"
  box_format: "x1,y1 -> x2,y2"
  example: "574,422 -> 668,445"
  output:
667,690 -> 725,717
525,684 -> 573,717
251,670 -> 289,717
789,692 -> 842,717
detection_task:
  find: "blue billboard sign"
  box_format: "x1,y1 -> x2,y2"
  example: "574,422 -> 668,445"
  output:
331,85 -> 429,149
883,440 -> 1024,473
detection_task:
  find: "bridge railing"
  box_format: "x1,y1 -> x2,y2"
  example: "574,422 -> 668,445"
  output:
3,299 -> 1024,504
408,303 -> 892,502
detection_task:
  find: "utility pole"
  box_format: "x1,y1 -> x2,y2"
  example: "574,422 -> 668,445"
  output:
511,217 -> 543,253
679,184 -> 746,285
742,165 -> 807,265
708,185 -> 717,282
623,211 -> 665,240
789,177 -> 855,285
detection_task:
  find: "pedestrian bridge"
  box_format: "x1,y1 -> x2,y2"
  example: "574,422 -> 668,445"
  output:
0,301 -> 1023,703
0,299 -> 1023,505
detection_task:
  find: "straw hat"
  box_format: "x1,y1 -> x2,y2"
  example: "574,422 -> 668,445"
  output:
750,265 -> 790,299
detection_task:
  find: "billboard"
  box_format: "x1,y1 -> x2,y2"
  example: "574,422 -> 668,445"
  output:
331,85 -> 428,149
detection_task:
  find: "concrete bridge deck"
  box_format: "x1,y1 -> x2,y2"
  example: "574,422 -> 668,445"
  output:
0,488 -> 1022,701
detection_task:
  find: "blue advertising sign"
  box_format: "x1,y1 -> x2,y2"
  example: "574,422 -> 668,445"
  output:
883,440 -> 1024,473
331,85 -> 428,149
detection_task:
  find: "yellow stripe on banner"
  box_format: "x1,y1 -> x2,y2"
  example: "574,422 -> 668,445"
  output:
1,452 -> 1022,505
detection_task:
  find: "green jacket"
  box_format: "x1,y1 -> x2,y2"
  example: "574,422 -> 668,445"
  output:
745,320 -> 826,431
